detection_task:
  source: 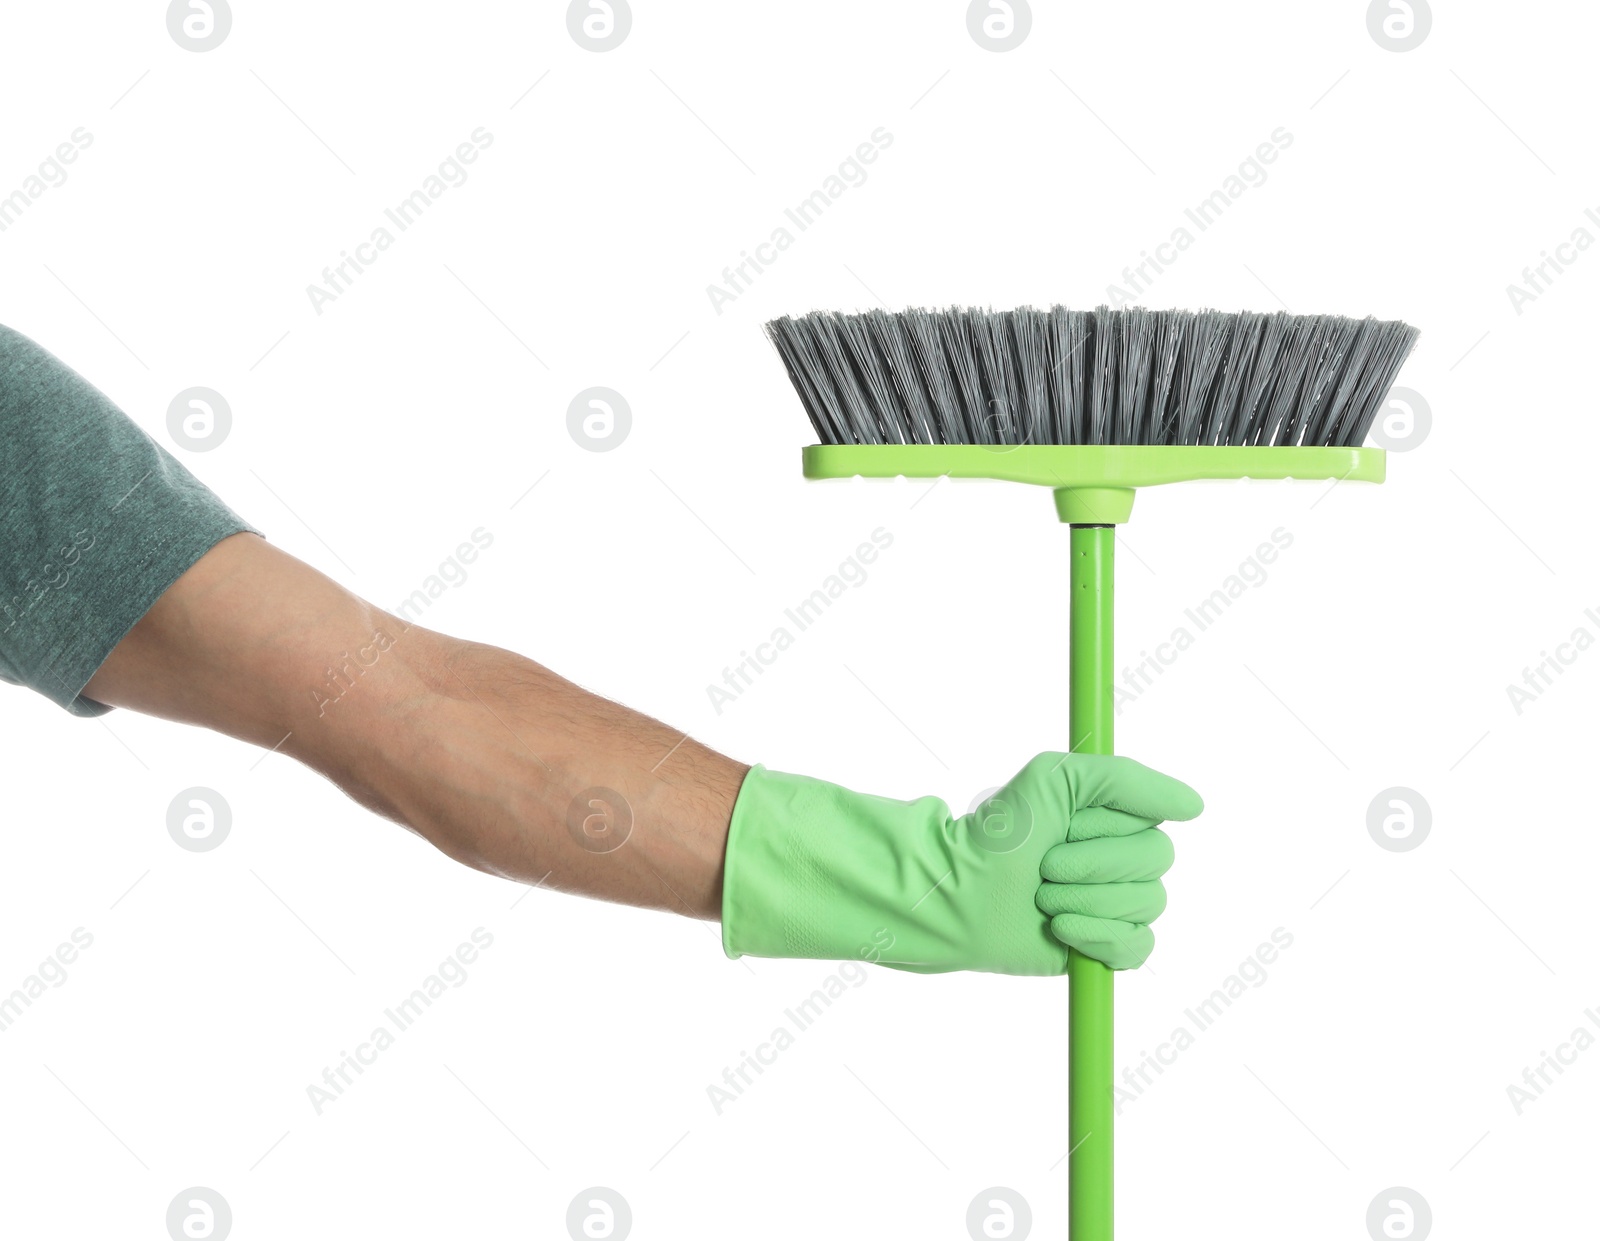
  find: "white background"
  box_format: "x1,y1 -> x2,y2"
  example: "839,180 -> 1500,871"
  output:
0,1 -> 1594,1238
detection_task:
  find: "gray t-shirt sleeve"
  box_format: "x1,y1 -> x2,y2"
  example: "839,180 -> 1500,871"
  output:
0,323 -> 260,716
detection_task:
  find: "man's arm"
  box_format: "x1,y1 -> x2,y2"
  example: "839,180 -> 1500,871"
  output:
7,320 -> 1196,975
85,531 -> 746,919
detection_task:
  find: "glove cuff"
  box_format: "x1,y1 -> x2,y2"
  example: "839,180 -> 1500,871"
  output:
721,764 -> 934,963
721,763 -> 837,961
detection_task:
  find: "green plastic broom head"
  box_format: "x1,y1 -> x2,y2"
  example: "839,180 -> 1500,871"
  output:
768,306 -> 1419,523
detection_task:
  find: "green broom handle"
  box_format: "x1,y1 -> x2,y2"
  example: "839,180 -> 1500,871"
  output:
1068,522 -> 1115,1241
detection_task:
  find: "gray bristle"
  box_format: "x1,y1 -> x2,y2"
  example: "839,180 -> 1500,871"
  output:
764,305 -> 1420,449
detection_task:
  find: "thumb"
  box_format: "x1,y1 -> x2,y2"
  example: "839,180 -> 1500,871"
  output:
1058,754 -> 1204,822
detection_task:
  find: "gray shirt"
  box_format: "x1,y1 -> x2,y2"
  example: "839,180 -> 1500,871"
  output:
0,323 -> 258,715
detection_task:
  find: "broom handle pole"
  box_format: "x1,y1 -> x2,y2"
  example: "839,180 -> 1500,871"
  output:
1068,523 -> 1116,1241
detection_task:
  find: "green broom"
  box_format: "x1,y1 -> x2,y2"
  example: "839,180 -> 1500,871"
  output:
764,305 -> 1418,1240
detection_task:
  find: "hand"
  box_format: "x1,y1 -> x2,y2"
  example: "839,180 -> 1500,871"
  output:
1021,752 -> 1202,970
720,752 -> 1203,975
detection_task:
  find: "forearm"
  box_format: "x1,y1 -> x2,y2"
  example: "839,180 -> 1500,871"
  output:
85,534 -> 745,918
342,633 -> 745,918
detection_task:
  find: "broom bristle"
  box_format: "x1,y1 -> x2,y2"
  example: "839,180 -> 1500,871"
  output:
765,306 -> 1419,449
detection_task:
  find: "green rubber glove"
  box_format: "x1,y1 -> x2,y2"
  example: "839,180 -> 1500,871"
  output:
721,753 -> 1202,975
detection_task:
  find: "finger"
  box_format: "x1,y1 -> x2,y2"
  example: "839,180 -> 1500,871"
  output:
1054,753 -> 1204,822
1039,828 -> 1174,884
1036,879 -> 1166,923
1049,914 -> 1154,971
1066,806 -> 1160,842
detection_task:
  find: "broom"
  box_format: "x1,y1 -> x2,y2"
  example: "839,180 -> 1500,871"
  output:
764,305 -> 1419,1240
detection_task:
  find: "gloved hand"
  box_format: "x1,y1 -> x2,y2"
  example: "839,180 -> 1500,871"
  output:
721,752 -> 1202,975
